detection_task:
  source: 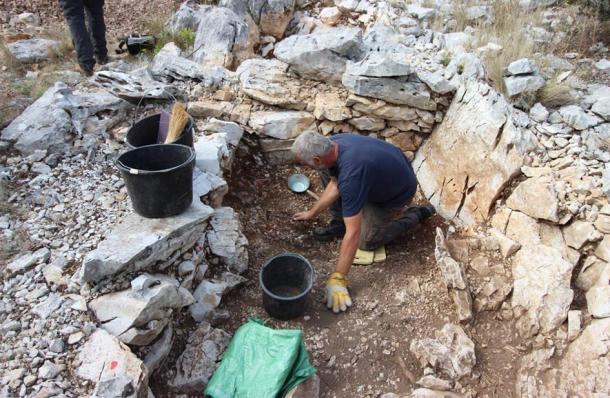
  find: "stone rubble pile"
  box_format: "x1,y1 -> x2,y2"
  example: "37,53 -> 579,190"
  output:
1,0 -> 610,396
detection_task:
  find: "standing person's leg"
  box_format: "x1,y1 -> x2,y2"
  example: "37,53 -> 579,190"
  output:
83,0 -> 107,63
59,0 -> 95,74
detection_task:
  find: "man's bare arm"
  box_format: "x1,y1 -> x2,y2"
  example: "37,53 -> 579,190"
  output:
335,212 -> 362,275
293,178 -> 340,220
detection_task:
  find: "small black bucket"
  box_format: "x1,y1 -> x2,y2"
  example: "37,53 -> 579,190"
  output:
116,144 -> 195,218
259,253 -> 314,320
126,114 -> 194,149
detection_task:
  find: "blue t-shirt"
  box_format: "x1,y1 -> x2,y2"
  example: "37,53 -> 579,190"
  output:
329,133 -> 417,217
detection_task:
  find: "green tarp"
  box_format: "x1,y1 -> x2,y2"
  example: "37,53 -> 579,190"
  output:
205,319 -> 316,398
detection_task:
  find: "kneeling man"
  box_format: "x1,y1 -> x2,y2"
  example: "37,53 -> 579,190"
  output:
292,131 -> 435,313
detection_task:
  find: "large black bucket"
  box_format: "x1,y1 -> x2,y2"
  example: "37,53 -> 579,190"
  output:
126,113 -> 194,149
259,253 -> 314,320
116,144 -> 195,218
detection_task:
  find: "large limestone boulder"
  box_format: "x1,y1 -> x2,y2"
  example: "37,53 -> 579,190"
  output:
7,38 -> 60,63
1,82 -> 129,155
274,26 -> 364,83
505,175 -> 560,222
78,204 -> 214,283
248,111 -> 316,139
89,274 -> 195,345
221,0 -> 295,39
413,80 -> 536,224
511,244 -> 574,337
236,58 -> 309,110
170,323 -> 231,393
515,318 -> 610,396
192,6 -> 254,69
150,42 -> 228,87
409,324 -> 476,381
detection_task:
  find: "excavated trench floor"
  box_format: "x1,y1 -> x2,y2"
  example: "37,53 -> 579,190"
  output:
151,137 -> 524,397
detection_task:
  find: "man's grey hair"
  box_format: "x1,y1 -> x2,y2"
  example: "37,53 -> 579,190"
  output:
291,131 -> 332,164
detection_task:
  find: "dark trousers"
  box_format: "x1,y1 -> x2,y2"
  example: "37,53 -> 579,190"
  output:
59,0 -> 107,69
319,169 -> 426,250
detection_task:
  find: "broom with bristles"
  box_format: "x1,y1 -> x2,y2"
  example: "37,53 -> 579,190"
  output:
164,102 -> 189,144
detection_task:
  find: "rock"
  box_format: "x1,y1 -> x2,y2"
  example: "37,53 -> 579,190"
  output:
586,281 -> 610,318
506,176 -> 560,222
68,332 -> 85,345
200,119 -> 243,147
512,244 -> 574,336
409,323 -> 476,380
144,325 -> 173,374
49,338 -> 65,353
410,389 -> 464,398
529,102 -> 549,122
77,329 -> 148,397
7,38 -> 60,63
6,251 -> 37,276
274,27 -> 363,82
32,293 -> 64,319
416,71 -> 456,95
489,228 -> 521,258
89,274 -> 194,345
407,4 -> 435,20
506,58 -> 538,76
416,375 -> 453,391
169,323 -> 231,393
78,204 -> 213,283
319,7 -> 341,26
348,95 -> 418,121
150,43 -> 228,87
94,69 -> 180,102
413,80 -> 536,224
193,133 -> 230,176
190,273 -> 245,321
1,83 -> 71,155
207,207 -> 248,274
342,74 -> 436,110
445,52 -> 485,81
348,116 -> 385,131
474,274 -> 512,311
314,93 -> 351,121
386,132 -> 423,152
567,310 -> 582,340
591,97 -> 610,121
594,59 -> 610,72
255,0 -> 295,38
286,374 -> 320,398
504,74 -> 546,98
563,220 -> 602,249
345,52 -> 411,78
559,105 -> 603,130
192,6 -> 254,69
38,361 -> 60,380
193,167 -> 228,207
166,1 -> 206,33
516,318 -> 610,396
236,58 -> 308,110
576,255 -> 608,291
434,228 -> 473,322
248,111 -> 315,139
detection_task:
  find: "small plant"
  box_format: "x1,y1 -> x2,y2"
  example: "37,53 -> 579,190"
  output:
440,53 -> 452,67
0,39 -> 23,74
12,73 -> 57,100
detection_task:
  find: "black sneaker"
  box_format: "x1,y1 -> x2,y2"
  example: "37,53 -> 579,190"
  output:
420,204 -> 436,219
96,54 -> 109,65
79,64 -> 94,77
313,219 -> 346,241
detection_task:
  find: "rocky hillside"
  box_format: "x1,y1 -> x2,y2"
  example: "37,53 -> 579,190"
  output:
0,0 -> 610,397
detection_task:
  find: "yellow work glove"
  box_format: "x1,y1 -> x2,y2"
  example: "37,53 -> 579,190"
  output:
326,272 -> 352,313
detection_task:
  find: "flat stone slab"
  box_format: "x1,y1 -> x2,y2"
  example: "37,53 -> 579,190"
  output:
78,204 -> 213,283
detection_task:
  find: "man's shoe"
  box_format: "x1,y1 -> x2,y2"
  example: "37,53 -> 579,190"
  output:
96,54 -> 109,65
79,64 -> 94,77
419,204 -> 436,220
313,219 -> 346,241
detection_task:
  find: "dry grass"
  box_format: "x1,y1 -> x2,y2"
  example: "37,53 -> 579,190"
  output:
12,73 -> 57,100
537,76 -> 576,107
0,38 -> 24,74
